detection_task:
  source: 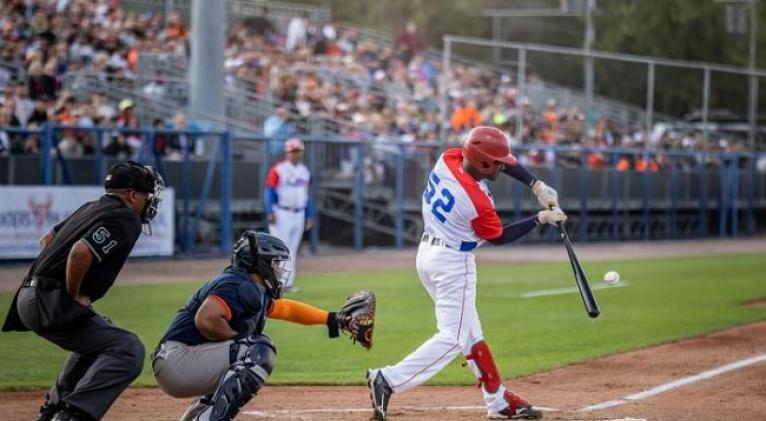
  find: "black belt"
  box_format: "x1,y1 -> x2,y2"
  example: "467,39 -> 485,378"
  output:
276,205 -> 304,213
21,276 -> 61,289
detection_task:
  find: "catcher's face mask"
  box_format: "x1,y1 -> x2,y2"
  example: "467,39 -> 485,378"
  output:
243,231 -> 291,299
268,257 -> 291,299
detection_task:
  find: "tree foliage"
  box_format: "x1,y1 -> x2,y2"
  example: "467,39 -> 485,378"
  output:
291,0 -> 765,118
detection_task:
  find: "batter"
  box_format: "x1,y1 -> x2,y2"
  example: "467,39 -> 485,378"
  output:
367,126 -> 566,420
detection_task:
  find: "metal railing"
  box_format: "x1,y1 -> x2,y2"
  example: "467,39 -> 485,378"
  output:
0,125 -> 233,255
443,36 -> 765,148
119,0 -> 331,26
0,59 -> 25,84
3,124 -> 765,252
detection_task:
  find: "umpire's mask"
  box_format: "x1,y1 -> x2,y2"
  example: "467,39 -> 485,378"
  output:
105,160 -> 165,225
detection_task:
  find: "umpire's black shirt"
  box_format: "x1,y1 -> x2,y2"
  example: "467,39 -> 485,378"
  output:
2,194 -> 142,332
30,194 -> 141,301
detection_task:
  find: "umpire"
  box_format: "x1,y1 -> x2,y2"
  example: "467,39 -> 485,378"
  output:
2,161 -> 164,421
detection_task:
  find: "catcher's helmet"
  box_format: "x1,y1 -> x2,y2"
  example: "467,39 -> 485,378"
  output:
231,231 -> 291,299
462,126 -> 517,176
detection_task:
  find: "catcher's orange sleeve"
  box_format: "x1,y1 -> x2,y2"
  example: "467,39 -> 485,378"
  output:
267,299 -> 329,325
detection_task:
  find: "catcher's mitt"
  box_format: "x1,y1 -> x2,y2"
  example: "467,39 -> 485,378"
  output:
333,290 -> 376,349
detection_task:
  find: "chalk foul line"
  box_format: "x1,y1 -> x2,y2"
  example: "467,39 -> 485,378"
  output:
578,353 -> 766,412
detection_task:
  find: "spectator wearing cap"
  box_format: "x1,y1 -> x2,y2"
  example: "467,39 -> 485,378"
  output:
115,98 -> 142,150
264,138 -> 313,293
116,98 -> 137,127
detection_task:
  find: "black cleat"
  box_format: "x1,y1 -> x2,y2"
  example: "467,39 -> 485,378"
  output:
51,405 -> 95,421
36,403 -> 60,421
367,369 -> 392,421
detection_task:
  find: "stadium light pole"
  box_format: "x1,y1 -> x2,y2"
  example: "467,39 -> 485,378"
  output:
583,0 -> 596,143
717,0 -> 759,149
748,0 -> 758,151
189,0 -> 226,142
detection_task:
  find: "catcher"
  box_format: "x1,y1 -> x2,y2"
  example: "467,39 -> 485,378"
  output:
152,231 -> 375,421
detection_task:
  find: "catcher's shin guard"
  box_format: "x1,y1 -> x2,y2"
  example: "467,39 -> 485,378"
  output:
196,335 -> 276,421
464,340 -> 502,393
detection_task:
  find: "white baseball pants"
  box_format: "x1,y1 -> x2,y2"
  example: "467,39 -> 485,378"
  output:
381,241 -> 485,392
268,206 -> 305,288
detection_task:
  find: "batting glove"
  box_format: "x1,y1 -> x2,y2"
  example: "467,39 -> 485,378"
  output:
531,180 -> 560,210
538,207 -> 567,226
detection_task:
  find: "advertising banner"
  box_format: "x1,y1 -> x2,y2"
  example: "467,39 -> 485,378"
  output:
0,186 -> 175,258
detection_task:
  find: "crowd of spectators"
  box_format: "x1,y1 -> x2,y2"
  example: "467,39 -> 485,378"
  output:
220,14 -> 759,173
0,0 -> 191,157
1,0 -> 762,173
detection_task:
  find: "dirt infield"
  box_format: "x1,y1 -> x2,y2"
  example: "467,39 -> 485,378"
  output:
2,238 -> 765,420
2,321 -> 765,421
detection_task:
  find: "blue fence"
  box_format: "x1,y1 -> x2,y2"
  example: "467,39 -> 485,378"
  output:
1,124 -> 765,254
0,124 -> 232,255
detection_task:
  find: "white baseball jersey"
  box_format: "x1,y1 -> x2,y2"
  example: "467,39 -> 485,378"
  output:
380,148 -> 519,412
266,160 -> 310,210
422,148 -> 503,250
266,160 -> 311,289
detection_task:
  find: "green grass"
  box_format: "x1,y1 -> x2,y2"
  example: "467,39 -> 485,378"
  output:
1,252 -> 765,390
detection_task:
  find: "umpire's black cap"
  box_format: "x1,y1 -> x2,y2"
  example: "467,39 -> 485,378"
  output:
104,161 -> 158,193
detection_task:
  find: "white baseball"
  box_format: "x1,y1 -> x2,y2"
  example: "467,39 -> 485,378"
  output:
603,270 -> 620,285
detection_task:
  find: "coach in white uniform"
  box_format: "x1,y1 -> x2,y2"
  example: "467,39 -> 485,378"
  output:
367,126 -> 566,421
265,138 -> 313,292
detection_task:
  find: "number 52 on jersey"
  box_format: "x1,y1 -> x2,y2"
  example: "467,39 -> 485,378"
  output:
423,172 -> 454,223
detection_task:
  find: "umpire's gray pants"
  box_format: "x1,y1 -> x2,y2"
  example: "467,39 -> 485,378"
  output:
16,287 -> 145,420
153,340 -> 240,398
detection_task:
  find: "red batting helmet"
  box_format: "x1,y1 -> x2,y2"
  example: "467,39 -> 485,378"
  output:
462,126 -> 517,175
284,138 -> 305,152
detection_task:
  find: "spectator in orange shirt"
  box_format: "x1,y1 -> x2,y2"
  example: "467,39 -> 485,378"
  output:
615,156 -> 631,172
450,99 -> 482,132
544,99 -> 558,125
636,156 -> 659,172
587,151 -> 609,170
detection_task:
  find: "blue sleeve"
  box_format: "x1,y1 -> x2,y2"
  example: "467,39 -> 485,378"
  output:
264,187 -> 278,215
304,196 -> 313,218
208,282 -> 246,320
489,215 -> 539,245
502,163 -> 538,187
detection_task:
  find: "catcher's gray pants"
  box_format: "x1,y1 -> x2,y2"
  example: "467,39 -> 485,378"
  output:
153,340 -> 241,398
16,288 -> 145,420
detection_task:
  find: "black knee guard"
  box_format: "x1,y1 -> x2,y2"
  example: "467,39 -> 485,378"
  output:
207,335 -> 276,421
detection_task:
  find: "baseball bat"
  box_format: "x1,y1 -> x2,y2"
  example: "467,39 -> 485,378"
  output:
557,223 -> 600,318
